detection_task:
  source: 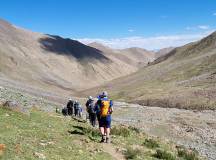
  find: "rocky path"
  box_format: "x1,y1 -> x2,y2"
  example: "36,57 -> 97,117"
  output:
113,102 -> 216,160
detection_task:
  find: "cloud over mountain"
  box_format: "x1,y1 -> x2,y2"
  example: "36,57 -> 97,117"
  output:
78,31 -> 214,50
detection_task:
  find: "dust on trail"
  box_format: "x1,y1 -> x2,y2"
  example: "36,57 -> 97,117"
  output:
102,143 -> 125,160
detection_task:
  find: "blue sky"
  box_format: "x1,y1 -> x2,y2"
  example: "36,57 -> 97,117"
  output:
0,0 -> 216,49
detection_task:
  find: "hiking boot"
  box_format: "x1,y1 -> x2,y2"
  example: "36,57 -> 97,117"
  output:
100,135 -> 106,143
106,137 -> 111,143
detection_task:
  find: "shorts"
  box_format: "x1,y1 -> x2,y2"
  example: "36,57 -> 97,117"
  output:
99,115 -> 111,128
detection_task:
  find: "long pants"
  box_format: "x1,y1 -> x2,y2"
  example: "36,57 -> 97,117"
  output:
89,113 -> 96,127
75,109 -> 79,117
67,107 -> 73,115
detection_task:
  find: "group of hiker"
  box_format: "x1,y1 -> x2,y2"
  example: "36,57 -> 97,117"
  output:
85,91 -> 113,143
62,99 -> 83,117
63,91 -> 113,143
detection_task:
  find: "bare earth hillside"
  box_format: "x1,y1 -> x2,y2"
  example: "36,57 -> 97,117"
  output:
88,42 -> 155,67
82,31 -> 216,110
0,19 -> 144,96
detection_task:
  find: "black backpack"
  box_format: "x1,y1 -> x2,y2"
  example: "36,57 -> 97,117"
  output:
87,101 -> 95,114
62,107 -> 68,116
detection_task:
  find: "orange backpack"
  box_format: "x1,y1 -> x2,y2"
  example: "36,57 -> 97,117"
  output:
100,100 -> 110,117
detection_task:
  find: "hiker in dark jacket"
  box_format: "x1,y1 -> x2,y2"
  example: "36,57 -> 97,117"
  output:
67,98 -> 74,116
95,95 -> 101,123
74,100 -> 82,117
86,96 -> 96,127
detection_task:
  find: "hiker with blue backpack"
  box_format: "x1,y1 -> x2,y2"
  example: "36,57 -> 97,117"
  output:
96,91 -> 113,143
86,96 -> 96,127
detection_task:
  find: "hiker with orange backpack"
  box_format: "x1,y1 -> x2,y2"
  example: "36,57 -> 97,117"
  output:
96,91 -> 113,143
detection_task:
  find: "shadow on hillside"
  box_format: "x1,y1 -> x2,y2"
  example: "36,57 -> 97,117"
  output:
68,130 -> 84,135
38,35 -> 110,61
72,117 -> 86,123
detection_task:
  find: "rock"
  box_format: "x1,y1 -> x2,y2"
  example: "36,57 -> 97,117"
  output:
47,141 -> 54,145
3,100 -> 19,110
0,99 -> 6,106
5,113 -> 10,117
78,150 -> 83,154
185,127 -> 193,132
39,143 -> 47,146
33,152 -> 46,159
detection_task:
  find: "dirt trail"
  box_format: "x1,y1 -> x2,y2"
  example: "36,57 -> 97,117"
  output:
102,143 -> 125,160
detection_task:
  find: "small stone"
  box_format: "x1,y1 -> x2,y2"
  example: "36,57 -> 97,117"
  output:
78,150 -> 83,154
33,152 -> 46,159
185,127 -> 193,132
39,143 -> 47,146
5,113 -> 10,117
47,141 -> 54,145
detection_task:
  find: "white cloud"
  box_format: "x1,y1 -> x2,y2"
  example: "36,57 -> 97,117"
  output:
77,31 -> 214,50
186,25 -> 210,30
128,29 -> 135,32
198,25 -> 209,30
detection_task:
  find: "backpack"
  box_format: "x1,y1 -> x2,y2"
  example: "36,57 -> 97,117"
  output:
100,100 -> 110,117
87,101 -> 95,114
74,102 -> 80,110
62,107 -> 68,116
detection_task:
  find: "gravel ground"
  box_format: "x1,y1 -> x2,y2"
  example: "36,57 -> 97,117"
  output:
113,102 -> 216,160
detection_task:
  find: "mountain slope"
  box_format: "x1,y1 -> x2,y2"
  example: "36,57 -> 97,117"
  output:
88,42 -> 155,67
82,31 -> 216,110
155,47 -> 174,58
0,18 -> 137,96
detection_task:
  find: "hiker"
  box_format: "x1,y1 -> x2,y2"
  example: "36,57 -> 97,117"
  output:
74,100 -> 82,117
61,105 -> 68,116
66,98 -> 74,116
95,95 -> 101,124
86,96 -> 96,127
96,91 -> 113,143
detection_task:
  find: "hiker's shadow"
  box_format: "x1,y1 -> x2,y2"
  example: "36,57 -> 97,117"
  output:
68,125 -> 85,135
68,130 -> 84,135
68,125 -> 100,143
72,117 -> 86,123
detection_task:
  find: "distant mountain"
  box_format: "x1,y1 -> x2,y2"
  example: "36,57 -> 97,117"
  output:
82,31 -> 216,110
88,42 -> 155,67
0,18 -> 137,95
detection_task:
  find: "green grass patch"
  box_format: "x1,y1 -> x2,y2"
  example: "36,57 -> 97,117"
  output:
153,149 -> 176,160
0,107 -> 111,160
111,125 -> 131,137
177,146 -> 200,160
143,138 -> 159,149
124,147 -> 141,159
0,106 -> 204,160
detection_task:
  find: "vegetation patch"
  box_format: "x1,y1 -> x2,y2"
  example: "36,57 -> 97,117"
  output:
111,125 -> 131,137
153,149 -> 176,160
177,146 -> 200,160
143,138 -> 159,149
124,147 -> 141,159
